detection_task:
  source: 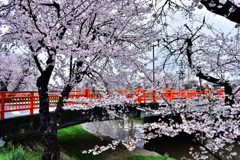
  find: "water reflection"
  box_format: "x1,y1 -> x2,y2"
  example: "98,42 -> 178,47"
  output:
81,119 -> 196,159
81,119 -> 144,148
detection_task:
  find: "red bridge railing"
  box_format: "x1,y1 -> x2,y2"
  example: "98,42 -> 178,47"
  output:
0,88 -> 225,119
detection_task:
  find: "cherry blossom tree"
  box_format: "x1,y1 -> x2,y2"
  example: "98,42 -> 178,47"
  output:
86,1 -> 240,159
80,84 -> 239,159
77,17 -> 240,159
0,53 -> 36,91
0,0 -> 163,159
148,0 -> 240,104
161,20 -> 240,104
145,1 -> 240,159
82,1 -> 240,159
1,0 -> 240,160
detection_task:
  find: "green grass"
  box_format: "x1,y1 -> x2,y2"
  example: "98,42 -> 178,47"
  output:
0,125 -> 102,160
122,154 -> 175,160
0,145 -> 42,160
128,118 -> 144,123
0,142 -> 42,160
58,124 -> 99,141
0,147 -> 10,160
58,125 -> 105,160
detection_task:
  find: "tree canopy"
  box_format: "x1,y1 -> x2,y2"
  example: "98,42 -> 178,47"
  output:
0,0 -> 240,160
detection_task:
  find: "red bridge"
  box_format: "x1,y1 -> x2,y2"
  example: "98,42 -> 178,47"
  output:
0,88 -> 224,119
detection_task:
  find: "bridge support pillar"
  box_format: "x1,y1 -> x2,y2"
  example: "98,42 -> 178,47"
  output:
1,93 -> 5,119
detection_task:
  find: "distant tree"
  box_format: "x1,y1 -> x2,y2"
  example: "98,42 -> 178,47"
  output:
0,53 -> 36,91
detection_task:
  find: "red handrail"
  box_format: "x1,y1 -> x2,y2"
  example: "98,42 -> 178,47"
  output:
0,88 -> 226,119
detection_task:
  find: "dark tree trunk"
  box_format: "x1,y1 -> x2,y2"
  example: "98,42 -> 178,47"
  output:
32,46 -> 83,159
37,73 -> 52,132
0,71 -> 12,91
41,84 -> 73,160
0,81 -> 8,91
37,70 -> 73,160
224,83 -> 234,105
192,136 -> 223,160
33,50 -> 64,160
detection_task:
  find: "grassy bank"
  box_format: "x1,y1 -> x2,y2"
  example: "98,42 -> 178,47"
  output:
0,125 -> 174,160
122,154 -> 174,160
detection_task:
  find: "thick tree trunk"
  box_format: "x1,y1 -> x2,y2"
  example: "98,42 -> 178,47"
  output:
41,84 -> 72,160
34,49 -> 82,159
37,76 -> 51,132
33,51 -> 62,159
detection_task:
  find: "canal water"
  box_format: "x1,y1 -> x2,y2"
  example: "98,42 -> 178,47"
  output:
82,119 -> 240,160
81,119 -> 198,159
81,119 -> 144,148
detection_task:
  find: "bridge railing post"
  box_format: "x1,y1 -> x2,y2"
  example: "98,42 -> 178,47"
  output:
217,88 -> 224,98
144,92 -> 146,103
170,89 -> 172,100
1,93 -> 5,119
137,87 -> 141,93
138,96 -> 141,103
182,90 -> 185,99
154,90 -> 157,102
136,87 -> 142,103
84,88 -> 90,98
30,92 -> 34,115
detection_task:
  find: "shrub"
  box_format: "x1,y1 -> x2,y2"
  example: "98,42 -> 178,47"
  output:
9,145 -> 29,160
